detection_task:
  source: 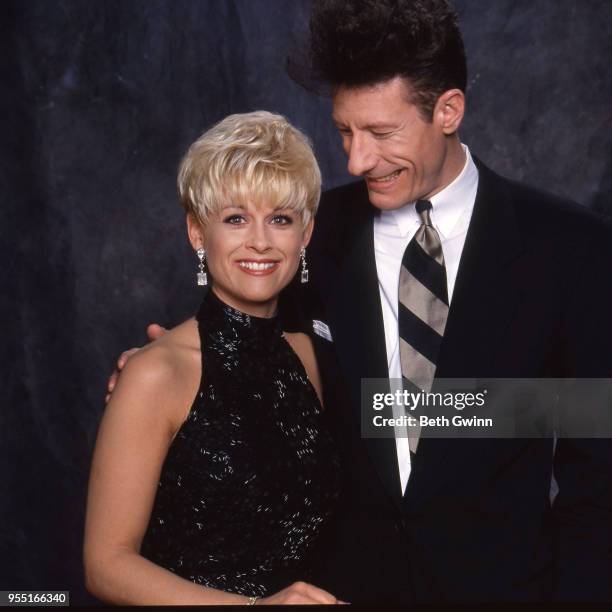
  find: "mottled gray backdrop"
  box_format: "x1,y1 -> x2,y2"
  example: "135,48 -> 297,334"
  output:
1,0 -> 611,603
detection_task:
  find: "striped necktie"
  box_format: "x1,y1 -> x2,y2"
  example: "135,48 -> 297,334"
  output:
398,199 -> 449,453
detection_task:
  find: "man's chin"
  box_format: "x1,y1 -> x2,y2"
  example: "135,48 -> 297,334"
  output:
367,189 -> 411,211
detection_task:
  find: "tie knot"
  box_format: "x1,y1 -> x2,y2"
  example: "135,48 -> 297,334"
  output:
415,199 -> 433,226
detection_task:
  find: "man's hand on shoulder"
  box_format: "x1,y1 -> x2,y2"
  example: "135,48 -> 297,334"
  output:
105,323 -> 167,403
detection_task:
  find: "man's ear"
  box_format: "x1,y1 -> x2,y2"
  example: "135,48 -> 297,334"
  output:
186,213 -> 205,250
435,89 -> 465,135
302,218 -> 315,248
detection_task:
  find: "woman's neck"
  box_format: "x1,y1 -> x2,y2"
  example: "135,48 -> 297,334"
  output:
209,286 -> 278,319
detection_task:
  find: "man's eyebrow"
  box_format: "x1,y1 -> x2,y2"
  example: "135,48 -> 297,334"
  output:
366,123 -> 398,130
332,119 -> 399,131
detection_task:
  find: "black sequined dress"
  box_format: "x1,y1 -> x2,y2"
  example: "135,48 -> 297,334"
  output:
140,290 -> 340,597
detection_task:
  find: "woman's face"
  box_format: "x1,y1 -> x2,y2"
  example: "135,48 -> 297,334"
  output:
189,201 -> 313,317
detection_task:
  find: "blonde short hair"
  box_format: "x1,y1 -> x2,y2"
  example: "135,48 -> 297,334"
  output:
178,111 -> 321,227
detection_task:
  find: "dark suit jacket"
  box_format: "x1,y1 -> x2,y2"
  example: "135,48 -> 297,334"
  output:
300,158 -> 612,603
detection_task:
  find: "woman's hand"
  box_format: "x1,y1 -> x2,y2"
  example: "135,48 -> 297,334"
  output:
255,581 -> 344,605
105,324 -> 167,403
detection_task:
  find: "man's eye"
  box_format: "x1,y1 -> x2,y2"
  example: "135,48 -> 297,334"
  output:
372,131 -> 393,139
222,214 -> 247,224
271,215 -> 293,225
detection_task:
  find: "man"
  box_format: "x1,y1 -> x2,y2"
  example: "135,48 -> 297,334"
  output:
297,0 -> 612,603
110,0 -> 612,602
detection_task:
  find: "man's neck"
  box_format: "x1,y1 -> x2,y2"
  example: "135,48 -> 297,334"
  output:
427,137 -> 466,200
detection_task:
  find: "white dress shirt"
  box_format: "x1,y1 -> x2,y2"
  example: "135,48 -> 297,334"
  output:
373,145 -> 479,494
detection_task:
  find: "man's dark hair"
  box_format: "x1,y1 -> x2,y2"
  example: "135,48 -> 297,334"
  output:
304,0 -> 467,119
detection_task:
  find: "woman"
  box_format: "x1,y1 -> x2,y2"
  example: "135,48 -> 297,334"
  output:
84,112 -> 342,605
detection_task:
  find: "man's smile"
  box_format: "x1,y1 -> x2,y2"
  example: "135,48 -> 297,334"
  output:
366,169 -> 404,189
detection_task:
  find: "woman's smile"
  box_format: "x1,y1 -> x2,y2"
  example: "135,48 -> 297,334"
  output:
236,259 -> 281,275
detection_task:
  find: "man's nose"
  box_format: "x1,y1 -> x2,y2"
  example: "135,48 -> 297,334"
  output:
245,220 -> 272,252
346,133 -> 376,176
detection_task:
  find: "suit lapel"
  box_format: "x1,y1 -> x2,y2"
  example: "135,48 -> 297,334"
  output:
327,184 -> 404,507
437,159 -> 523,377
405,159 -> 524,509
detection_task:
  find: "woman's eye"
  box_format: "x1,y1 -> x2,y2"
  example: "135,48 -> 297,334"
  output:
270,215 -> 293,225
223,214 -> 246,224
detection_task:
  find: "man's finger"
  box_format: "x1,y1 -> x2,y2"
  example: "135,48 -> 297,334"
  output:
146,324 -> 166,342
117,348 -> 138,370
107,371 -> 118,393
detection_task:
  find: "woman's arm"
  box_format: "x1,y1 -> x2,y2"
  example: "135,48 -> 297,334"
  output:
84,341 -> 248,605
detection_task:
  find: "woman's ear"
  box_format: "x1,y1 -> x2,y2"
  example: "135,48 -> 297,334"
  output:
302,218 -> 315,248
186,213 -> 205,250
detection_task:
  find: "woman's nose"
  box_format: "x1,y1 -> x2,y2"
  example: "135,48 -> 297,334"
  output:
245,221 -> 272,252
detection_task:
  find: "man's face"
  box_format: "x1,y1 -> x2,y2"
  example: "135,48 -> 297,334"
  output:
332,76 -> 452,210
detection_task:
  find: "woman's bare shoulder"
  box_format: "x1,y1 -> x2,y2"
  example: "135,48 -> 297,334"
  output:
282,331 -> 323,407
159,316 -> 200,347
282,331 -> 313,355
110,317 -> 202,429
127,318 -> 199,378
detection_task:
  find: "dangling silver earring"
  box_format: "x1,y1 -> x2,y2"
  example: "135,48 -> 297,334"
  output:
300,247 -> 309,284
196,248 -> 208,286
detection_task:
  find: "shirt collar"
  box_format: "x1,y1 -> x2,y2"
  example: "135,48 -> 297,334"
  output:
382,144 -> 478,239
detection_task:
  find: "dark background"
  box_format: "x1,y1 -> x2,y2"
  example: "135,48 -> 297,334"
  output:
2,0 -> 611,604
